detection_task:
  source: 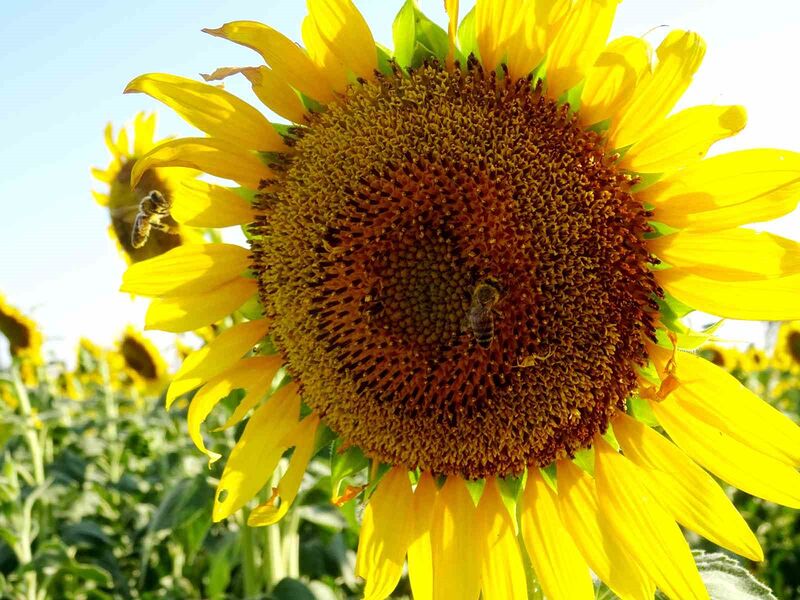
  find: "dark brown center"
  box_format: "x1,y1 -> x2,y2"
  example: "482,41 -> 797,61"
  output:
252,62 -> 660,478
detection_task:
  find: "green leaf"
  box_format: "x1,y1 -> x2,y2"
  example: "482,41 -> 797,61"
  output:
271,578 -> 316,600
654,551 -> 778,600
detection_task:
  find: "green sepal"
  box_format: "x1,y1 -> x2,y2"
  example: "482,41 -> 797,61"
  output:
376,43 -> 395,76
602,426 -> 620,450
236,296 -> 265,322
458,7 -> 478,60
572,447 -> 595,475
364,462 -> 392,499
629,171 -> 665,193
655,318 -> 725,351
313,424 -> 338,454
646,220 -> 680,238
392,0 -> 452,69
497,472 -> 526,523
627,396 -> 659,427
540,464 -> 557,489
329,440 -> 369,501
464,478 -> 486,505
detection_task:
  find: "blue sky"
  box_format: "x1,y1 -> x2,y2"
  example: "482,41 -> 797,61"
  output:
1,0 -> 799,363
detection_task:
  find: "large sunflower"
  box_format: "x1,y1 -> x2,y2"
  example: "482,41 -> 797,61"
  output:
92,112 -> 204,263
121,1 -> 800,598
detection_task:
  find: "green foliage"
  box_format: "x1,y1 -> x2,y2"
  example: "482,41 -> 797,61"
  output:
0,362 -> 363,599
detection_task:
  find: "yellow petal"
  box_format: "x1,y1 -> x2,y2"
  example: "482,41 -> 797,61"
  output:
120,243 -> 250,297
145,278 -> 257,332
594,438 -> 709,600
125,73 -> 283,151
408,473 -> 436,600
133,112 -> 157,155
167,319 -> 270,407
580,36 -> 651,126
444,0 -> 459,67
621,105 -> 746,173
557,460 -> 655,600
643,149 -> 800,231
670,351 -> 800,465
248,414 -> 321,526
306,0 -> 377,81
614,413 -> 763,561
215,356 -> 284,432
476,0 -> 522,73
187,356 -> 278,462
203,21 -> 335,103
656,268 -> 800,321
115,126 -> 130,157
355,468 -> 414,600
244,67 -> 309,124
610,30 -> 706,149
431,477 -> 481,600
649,228 -> 800,280
92,191 -> 109,206
131,137 -> 275,190
546,0 -> 620,99
91,166 -> 114,184
477,478 -> 526,600
651,395 -> 800,509
213,383 -> 301,521
170,179 -> 253,228
103,122 -> 119,157
302,14 -> 349,93
520,470 -> 593,600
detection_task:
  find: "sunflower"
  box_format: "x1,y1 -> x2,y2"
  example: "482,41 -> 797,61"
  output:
773,321 -> 800,373
114,326 -> 169,393
0,294 -> 44,386
740,346 -> 769,374
120,1 -> 800,598
697,342 -> 737,372
92,112 -> 204,263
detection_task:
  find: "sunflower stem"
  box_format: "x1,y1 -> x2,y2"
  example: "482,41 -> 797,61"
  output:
240,510 -> 261,596
99,360 -> 122,483
282,507 -> 301,579
11,362 -> 43,600
262,522 -> 283,590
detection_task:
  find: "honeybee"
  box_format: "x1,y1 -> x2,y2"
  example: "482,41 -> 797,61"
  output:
131,190 -> 175,249
467,279 -> 502,348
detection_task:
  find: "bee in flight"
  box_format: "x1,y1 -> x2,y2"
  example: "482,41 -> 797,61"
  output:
131,190 -> 175,249
467,278 -> 502,348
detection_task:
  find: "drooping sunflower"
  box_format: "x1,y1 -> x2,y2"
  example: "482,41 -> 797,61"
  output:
0,294 -> 44,386
114,326 -> 169,394
773,321 -> 800,373
92,112 -> 204,263
120,1 -> 800,598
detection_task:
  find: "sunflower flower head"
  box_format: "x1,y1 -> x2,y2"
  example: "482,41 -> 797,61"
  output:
121,1 -> 800,599
0,294 -> 44,386
92,112 -> 202,263
773,320 -> 800,373
114,326 -> 168,393
698,342 -> 737,372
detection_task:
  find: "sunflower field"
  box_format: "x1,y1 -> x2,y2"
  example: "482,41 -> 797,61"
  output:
2,0 -> 800,599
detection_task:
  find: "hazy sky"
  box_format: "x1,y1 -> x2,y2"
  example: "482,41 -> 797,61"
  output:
1,0 -> 799,364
